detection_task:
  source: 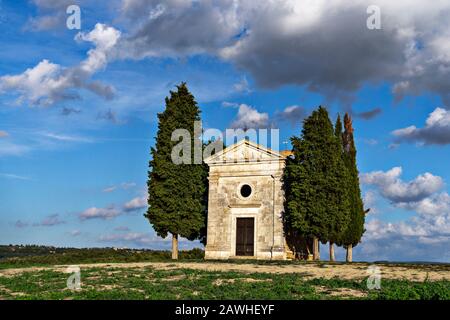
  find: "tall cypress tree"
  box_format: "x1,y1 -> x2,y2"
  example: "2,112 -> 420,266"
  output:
325,113 -> 351,262
337,113 -> 365,262
328,114 -> 345,261
145,83 -> 208,259
284,106 -> 350,261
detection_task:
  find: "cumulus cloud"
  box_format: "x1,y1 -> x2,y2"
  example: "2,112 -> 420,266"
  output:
113,0 -> 450,105
361,167 -> 444,203
398,192 -> 450,216
358,166 -> 450,261
79,205 -> 121,220
18,1 -> 450,108
230,104 -> 269,129
392,107 -> 450,145
0,23 -> 120,106
79,192 -> 147,220
358,212 -> 450,262
123,196 -> 147,212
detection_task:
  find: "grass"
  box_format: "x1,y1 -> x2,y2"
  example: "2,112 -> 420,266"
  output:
0,265 -> 448,300
1,245 -> 448,300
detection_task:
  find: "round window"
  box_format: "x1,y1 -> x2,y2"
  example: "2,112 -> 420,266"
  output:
240,184 -> 252,198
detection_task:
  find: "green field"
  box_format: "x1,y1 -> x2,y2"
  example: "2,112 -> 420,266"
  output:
0,245 -> 449,300
0,265 -> 449,300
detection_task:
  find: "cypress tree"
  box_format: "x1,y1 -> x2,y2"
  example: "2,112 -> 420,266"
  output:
338,113 -> 365,262
324,113 -> 351,262
145,83 -> 208,259
284,106 -> 350,261
329,114 -> 342,261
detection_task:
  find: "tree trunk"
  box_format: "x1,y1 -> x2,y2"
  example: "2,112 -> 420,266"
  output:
305,240 -> 313,261
171,233 -> 179,260
313,236 -> 320,261
329,242 -> 335,262
346,244 -> 353,263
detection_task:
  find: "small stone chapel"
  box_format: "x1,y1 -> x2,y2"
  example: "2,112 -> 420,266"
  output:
203,139 -> 293,260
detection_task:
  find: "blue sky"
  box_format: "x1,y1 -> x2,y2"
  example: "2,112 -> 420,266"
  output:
1,0 -> 450,262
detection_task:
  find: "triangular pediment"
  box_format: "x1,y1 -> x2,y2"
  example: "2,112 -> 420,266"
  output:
204,139 -> 284,165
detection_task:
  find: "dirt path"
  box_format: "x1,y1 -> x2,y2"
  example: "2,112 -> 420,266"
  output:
1,261 -> 449,281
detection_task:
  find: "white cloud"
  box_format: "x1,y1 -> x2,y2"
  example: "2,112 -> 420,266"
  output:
392,107 -> 450,145
230,104 -> 269,129
16,1 -> 450,108
75,23 -> 121,74
398,192 -> 450,216
79,206 -> 121,220
1,59 -> 63,105
123,195 -> 147,212
16,1 -> 450,109
356,206 -> 450,262
79,192 -> 147,220
361,167 -> 444,203
0,23 -> 120,106
357,166 -> 450,261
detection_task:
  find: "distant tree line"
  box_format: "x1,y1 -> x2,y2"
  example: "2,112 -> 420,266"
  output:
0,245 -> 204,266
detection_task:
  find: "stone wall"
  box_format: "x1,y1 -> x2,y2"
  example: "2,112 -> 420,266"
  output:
204,159 -> 287,260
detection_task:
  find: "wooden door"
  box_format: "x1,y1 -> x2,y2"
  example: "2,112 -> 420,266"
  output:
236,218 -> 254,256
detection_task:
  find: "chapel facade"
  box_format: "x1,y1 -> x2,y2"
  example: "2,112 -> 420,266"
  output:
204,139 -> 292,260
